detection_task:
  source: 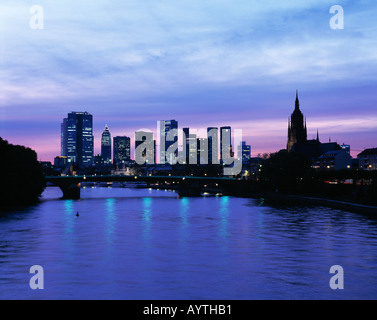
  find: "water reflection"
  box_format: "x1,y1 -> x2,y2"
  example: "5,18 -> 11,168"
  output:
64,200 -> 75,234
105,198 -> 116,246
142,197 -> 153,244
219,196 -> 230,239
179,197 -> 190,242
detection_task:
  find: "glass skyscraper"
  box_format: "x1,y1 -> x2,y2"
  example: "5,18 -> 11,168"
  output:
182,128 -> 190,165
113,136 -> 131,166
101,125 -> 112,164
61,111 -> 94,168
207,127 -> 219,165
238,141 -> 251,163
220,126 -> 232,164
159,119 -> 178,164
135,131 -> 155,165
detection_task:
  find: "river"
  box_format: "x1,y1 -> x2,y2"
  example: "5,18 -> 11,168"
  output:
1,186 -> 377,300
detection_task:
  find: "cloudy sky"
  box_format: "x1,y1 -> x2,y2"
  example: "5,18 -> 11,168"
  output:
1,0 -> 376,161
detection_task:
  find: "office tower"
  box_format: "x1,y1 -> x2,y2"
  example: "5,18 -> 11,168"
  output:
160,120 -> 178,164
188,133 -> 197,164
113,136 -> 131,166
101,125 -> 112,164
238,141 -> 251,163
197,138 -> 208,165
183,128 -> 190,164
207,127 -> 219,165
135,130 -> 155,164
287,91 -> 307,152
220,126 -> 232,164
61,111 -> 94,168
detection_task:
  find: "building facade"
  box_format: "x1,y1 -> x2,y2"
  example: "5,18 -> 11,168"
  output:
113,136 -> 131,166
358,148 -> 377,170
207,127 -> 219,165
238,141 -> 251,164
135,130 -> 155,165
314,150 -> 352,170
101,125 -> 112,164
220,126 -> 232,164
183,128 -> 190,165
159,120 -> 178,164
61,111 -> 94,168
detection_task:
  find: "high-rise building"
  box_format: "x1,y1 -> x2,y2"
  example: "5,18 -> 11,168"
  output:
197,138 -> 208,165
207,127 -> 219,165
183,128 -> 190,165
287,91 -> 307,152
101,125 -> 112,164
188,133 -> 197,164
238,141 -> 251,163
220,126 -> 232,164
135,130 -> 155,165
61,111 -> 94,168
113,136 -> 131,166
160,120 -> 178,164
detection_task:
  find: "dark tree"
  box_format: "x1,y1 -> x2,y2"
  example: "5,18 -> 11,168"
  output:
0,137 -> 46,208
260,149 -> 313,193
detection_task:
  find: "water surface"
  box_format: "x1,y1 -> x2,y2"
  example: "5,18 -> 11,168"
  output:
1,186 -> 377,300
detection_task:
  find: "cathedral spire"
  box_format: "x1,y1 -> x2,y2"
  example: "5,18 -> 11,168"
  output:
295,90 -> 300,111
287,90 -> 307,152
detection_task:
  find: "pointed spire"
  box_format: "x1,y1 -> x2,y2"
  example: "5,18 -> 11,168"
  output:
295,90 -> 300,110
316,129 -> 319,142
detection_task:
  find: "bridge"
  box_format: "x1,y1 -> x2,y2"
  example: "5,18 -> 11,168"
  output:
45,175 -> 253,199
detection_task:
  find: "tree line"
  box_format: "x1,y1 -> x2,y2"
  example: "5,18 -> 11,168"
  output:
0,137 -> 45,208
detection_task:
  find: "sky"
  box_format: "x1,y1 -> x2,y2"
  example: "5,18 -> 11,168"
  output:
0,0 -> 377,161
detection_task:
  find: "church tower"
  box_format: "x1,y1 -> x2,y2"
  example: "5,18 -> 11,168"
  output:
287,91 -> 307,152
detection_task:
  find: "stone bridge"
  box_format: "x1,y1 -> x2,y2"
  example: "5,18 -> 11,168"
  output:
45,175 -> 252,199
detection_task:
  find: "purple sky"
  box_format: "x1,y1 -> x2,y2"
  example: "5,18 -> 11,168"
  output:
1,1 -> 376,161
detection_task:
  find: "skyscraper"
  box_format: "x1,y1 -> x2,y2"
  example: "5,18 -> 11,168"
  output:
207,127 -> 219,165
238,141 -> 251,163
135,130 -> 155,165
159,120 -> 178,164
197,138 -> 208,164
287,91 -> 307,152
61,111 -> 94,168
188,133 -> 197,165
101,125 -> 111,164
183,128 -> 190,165
113,136 -> 131,166
220,126 -> 232,164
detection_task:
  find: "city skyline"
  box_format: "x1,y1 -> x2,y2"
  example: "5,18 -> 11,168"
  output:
1,1 -> 377,161
2,89 -> 376,163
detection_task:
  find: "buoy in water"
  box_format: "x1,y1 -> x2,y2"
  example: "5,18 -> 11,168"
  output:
76,211 -> 79,217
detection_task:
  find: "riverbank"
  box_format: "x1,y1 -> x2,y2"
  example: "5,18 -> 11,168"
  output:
254,192 -> 377,217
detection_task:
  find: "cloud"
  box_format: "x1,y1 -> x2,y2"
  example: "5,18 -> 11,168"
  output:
1,0 -> 377,160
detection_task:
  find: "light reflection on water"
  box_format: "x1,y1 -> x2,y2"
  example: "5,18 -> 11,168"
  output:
0,186 -> 377,300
